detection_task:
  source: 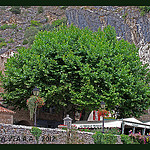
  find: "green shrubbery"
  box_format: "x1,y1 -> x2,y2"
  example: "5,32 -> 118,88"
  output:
30,20 -> 41,27
38,6 -> 44,14
24,26 -> 39,46
0,24 -> 10,30
22,39 -> 28,45
0,23 -> 17,30
139,6 -> 150,16
0,38 -> 5,42
40,17 -> 67,31
10,6 -> 21,14
0,42 -> 7,48
8,38 -> 14,43
30,127 -> 42,144
92,132 -> 117,144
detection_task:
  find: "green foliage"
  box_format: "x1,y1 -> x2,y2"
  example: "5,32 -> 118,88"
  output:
51,17 -> 67,28
122,12 -> 128,19
121,134 -> 139,144
40,17 -> 67,31
10,6 -> 21,14
10,23 -> 17,29
0,42 -> 7,48
30,20 -> 41,27
22,39 -> 28,45
121,134 -> 133,144
0,38 -> 5,42
92,127 -> 120,135
0,23 -> 17,30
79,128 -> 91,132
24,26 -> 39,46
38,6 -> 43,14
92,132 -> 117,144
60,6 -> 68,10
1,25 -> 150,119
30,127 -> 42,144
18,27 -> 22,30
129,133 -> 150,144
22,6 -> 31,9
139,6 -> 150,16
8,38 -> 14,43
0,24 -> 10,30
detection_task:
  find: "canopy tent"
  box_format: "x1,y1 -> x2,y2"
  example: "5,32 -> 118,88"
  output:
73,117 -> 150,130
145,122 -> 150,125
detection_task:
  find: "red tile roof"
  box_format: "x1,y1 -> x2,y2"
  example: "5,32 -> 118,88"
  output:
0,106 -> 15,114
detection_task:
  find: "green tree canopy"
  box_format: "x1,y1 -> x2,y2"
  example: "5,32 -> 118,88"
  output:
1,24 -> 150,119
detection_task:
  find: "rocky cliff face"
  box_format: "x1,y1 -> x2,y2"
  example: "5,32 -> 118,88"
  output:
66,6 -> 150,47
66,6 -> 150,69
0,6 -> 66,52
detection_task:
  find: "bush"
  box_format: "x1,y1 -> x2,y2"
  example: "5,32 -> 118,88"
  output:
10,6 -> 21,14
139,6 -> 150,16
0,38 -> 5,42
0,24 -> 17,30
121,134 -> 139,144
8,39 -> 14,43
51,17 -> 67,28
92,132 -> 117,144
30,20 -> 41,27
19,27 -> 22,30
129,133 -> 150,144
22,39 -> 28,45
38,6 -> 43,14
10,23 -> 17,29
28,36 -> 36,46
40,17 -> 67,31
92,127 -> 121,135
24,26 -> 39,46
0,24 -> 10,30
0,42 -> 7,48
60,6 -> 68,10
30,127 -> 42,144
24,26 -> 38,39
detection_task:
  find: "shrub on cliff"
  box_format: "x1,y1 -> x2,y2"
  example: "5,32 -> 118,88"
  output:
1,25 -> 150,119
10,6 -> 21,14
38,6 -> 43,14
24,26 -> 39,46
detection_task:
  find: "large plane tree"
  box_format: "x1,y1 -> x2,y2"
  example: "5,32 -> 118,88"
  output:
1,24 -> 150,120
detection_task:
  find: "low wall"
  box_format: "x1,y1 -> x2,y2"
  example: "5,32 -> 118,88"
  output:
0,123 -> 94,144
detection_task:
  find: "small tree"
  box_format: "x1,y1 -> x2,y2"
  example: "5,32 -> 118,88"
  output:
30,127 -> 42,144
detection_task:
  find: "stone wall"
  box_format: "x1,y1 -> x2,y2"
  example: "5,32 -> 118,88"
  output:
0,123 -> 94,144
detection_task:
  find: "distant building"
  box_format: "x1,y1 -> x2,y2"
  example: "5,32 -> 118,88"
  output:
0,105 -> 15,124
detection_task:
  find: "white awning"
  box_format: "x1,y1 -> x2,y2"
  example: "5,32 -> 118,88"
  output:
73,117 -> 150,129
145,122 -> 150,125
